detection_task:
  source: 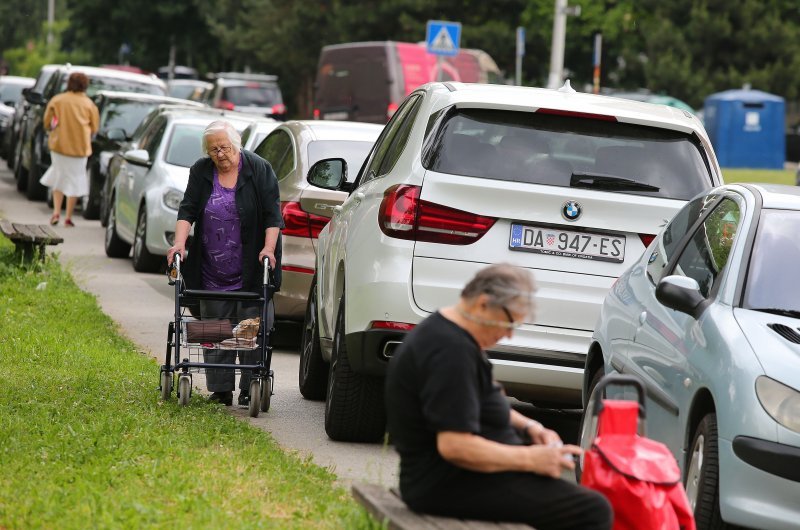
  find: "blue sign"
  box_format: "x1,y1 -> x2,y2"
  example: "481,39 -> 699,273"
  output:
426,20 -> 461,56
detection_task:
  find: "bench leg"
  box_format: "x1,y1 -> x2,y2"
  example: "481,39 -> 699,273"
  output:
12,242 -> 41,263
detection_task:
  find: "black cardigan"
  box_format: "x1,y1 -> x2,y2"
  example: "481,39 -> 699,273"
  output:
177,149 -> 284,292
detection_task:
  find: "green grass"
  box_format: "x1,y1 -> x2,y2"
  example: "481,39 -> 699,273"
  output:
0,240 -> 381,529
722,167 -> 795,185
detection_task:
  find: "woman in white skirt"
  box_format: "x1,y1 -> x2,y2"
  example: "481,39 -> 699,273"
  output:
40,72 -> 99,227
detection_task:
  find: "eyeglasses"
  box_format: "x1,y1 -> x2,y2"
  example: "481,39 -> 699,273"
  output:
208,145 -> 232,156
457,305 -> 525,330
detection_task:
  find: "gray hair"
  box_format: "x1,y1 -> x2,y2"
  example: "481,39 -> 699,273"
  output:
201,120 -> 242,156
461,263 -> 536,315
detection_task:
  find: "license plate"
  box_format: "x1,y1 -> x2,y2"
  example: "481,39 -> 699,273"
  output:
322,111 -> 348,120
509,223 -> 626,262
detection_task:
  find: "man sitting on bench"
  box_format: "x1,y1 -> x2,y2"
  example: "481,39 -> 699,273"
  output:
385,264 -> 612,530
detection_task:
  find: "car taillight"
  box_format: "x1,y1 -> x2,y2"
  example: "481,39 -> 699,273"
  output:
217,99 -> 235,110
281,201 -> 329,238
639,234 -> 656,247
271,103 -> 286,115
378,184 -> 497,245
313,108 -> 320,120
369,321 -> 415,331
387,102 -> 399,120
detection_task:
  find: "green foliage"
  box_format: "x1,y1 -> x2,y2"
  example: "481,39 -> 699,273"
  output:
0,252 -> 377,529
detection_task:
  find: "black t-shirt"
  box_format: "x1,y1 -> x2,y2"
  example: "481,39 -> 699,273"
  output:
385,311 -> 523,505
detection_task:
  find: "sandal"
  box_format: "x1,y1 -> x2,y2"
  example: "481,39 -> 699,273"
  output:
49,214 -> 60,226
64,218 -> 75,227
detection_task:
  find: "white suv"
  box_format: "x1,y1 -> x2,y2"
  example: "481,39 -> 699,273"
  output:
301,81 -> 723,442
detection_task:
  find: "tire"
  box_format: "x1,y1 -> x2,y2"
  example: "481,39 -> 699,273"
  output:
132,207 -> 162,273
26,155 -> 47,201
160,369 -> 173,401
104,201 -> 131,258
248,378 -> 261,418
14,143 -> 27,192
260,374 -> 273,412
299,276 -> 328,400
576,368 -> 604,482
686,413 -> 728,530
324,295 -> 386,442
82,165 -> 101,219
178,375 -> 191,406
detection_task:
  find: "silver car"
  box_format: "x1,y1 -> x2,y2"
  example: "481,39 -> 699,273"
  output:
104,111 -> 255,272
252,120 -> 383,320
581,183 -> 800,529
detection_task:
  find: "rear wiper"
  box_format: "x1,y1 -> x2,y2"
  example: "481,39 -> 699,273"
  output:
570,172 -> 661,192
753,307 -> 800,319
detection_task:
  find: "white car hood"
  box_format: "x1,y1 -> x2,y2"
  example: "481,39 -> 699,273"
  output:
734,307 -> 800,389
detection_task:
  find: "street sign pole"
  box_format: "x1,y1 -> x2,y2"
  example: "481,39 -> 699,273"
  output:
516,26 -> 525,86
592,33 -> 602,94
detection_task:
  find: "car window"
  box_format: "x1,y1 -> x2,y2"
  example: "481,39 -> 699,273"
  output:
671,197 -> 741,298
221,85 -> 282,107
647,194 -> 713,284
255,129 -> 293,181
164,124 -> 205,168
361,94 -> 421,185
424,108 -> 713,200
100,100 -> 160,137
0,82 -> 30,103
139,117 -> 167,160
743,209 -> 800,313
308,140 -> 376,183
377,97 -> 422,176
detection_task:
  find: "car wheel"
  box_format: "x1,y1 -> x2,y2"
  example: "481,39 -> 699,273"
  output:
576,368 -> 604,482
14,142 -> 27,192
82,165 -> 101,220
132,206 -> 162,273
104,199 -> 131,258
686,413 -> 728,530
324,294 -> 387,442
25,141 -> 47,201
298,275 -> 329,400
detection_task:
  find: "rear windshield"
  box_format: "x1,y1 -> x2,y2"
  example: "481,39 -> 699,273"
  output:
101,100 -> 160,137
424,109 -> 713,200
308,140 -> 375,183
164,124 -> 205,167
222,85 -> 282,107
60,75 -> 165,96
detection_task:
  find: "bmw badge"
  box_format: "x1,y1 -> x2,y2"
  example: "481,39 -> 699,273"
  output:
561,200 -> 582,221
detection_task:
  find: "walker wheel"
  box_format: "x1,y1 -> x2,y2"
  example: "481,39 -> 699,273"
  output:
178,375 -> 192,406
248,378 -> 261,417
260,374 -> 273,413
160,369 -> 173,401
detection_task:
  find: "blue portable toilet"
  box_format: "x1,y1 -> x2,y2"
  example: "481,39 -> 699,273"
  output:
703,89 -> 785,169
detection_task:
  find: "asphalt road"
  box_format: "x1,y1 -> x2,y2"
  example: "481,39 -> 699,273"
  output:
0,159 -> 580,488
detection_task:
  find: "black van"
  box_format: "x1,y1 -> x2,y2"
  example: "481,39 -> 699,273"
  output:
313,41 -> 503,124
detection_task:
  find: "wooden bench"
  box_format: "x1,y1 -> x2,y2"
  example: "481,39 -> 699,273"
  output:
352,482 -> 534,530
0,220 -> 64,262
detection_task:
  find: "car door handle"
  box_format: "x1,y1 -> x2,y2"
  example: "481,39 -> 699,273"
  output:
638,311 -> 647,325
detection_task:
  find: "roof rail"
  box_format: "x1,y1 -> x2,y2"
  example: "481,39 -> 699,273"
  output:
209,72 -> 278,82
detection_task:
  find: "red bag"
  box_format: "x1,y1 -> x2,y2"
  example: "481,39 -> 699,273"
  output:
581,376 -> 696,530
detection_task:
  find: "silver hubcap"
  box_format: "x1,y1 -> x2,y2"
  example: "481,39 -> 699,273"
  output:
106,208 -> 116,246
134,212 -> 146,259
685,433 -> 705,510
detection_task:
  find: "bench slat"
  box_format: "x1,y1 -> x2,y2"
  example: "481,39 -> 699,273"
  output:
0,221 -> 63,245
352,483 -> 533,530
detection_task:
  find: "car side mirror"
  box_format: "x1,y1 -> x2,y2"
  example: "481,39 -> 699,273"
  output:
123,148 -> 151,167
655,275 -> 707,318
25,91 -> 45,106
307,158 -> 347,190
107,128 -> 127,142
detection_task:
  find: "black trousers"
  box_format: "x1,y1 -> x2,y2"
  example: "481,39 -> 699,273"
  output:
405,469 -> 612,530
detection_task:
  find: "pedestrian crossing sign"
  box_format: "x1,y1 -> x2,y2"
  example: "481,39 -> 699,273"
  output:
426,20 -> 461,56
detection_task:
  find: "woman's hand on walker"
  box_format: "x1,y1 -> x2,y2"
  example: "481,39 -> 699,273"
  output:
259,247 -> 276,269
